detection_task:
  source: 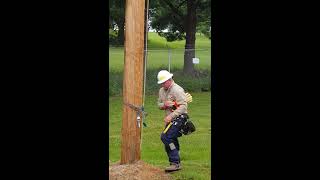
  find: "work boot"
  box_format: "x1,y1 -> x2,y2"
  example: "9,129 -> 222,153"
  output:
165,163 -> 182,172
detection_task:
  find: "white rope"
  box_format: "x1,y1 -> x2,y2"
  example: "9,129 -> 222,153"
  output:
142,0 -> 148,114
140,0 -> 149,151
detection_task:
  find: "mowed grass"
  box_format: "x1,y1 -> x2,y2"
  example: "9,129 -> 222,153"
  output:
109,32 -> 212,96
109,32 -> 211,71
146,32 -> 211,49
109,92 -> 211,180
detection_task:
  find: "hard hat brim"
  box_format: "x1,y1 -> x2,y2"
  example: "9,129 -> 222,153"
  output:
157,73 -> 173,84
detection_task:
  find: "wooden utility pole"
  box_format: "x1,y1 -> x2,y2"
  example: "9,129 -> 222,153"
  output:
120,0 -> 146,164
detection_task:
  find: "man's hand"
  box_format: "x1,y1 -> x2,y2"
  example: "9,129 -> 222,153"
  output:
164,115 -> 173,124
164,101 -> 174,108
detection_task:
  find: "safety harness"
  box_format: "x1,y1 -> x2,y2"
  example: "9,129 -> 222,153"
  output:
163,92 -> 196,135
163,113 -> 196,135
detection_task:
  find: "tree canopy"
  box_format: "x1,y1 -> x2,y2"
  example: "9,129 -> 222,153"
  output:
150,0 -> 211,41
109,0 -> 211,74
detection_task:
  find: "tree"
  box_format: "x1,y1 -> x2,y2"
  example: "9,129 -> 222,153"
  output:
150,0 -> 211,75
109,0 -> 125,45
197,22 -> 211,39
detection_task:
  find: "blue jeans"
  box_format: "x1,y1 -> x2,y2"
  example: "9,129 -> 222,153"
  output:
160,118 -> 184,164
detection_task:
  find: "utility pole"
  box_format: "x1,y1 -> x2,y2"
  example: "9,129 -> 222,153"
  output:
121,0 -> 146,164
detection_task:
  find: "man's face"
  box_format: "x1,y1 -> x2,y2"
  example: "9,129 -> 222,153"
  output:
161,79 -> 171,90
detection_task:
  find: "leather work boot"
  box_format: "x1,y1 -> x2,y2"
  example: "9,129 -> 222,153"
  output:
165,163 -> 182,172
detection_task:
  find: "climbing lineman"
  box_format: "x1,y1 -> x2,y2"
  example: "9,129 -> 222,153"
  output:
157,70 -> 195,172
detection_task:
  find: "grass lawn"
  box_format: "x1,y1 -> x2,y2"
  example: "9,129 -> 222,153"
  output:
146,32 -> 211,49
109,92 -> 212,180
109,32 -> 211,71
109,32 -> 212,96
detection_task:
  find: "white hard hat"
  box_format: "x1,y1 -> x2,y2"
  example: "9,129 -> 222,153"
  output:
157,70 -> 173,84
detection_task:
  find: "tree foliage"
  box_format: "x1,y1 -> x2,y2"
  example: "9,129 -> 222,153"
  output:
109,0 -> 125,45
150,0 -> 211,75
150,0 -> 211,41
109,0 -> 211,74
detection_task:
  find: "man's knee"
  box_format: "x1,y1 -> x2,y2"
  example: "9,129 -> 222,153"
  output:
169,143 -> 176,150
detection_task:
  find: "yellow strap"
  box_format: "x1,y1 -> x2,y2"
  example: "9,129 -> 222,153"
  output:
163,122 -> 173,134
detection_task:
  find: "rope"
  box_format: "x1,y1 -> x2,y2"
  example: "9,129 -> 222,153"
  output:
123,102 -> 148,125
140,0 -> 150,151
143,0 -> 149,126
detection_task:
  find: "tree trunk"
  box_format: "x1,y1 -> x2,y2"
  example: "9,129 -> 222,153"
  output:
183,0 -> 197,75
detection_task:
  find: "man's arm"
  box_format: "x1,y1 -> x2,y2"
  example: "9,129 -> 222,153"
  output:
158,100 -> 175,110
158,89 -> 168,110
158,88 -> 176,110
168,89 -> 187,119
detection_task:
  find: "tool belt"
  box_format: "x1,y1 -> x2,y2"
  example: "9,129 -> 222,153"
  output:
164,93 -> 195,135
172,114 -> 196,135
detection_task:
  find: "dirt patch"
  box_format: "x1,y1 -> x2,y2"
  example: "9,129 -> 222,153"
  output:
109,160 -> 172,180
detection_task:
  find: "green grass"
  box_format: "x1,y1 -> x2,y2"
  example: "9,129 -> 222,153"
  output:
108,32 -> 211,49
109,32 -> 211,71
109,32 -> 212,96
109,31 -> 210,49
109,92 -> 212,179
147,32 -> 211,49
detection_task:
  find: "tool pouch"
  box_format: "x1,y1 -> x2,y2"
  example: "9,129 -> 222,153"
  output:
180,119 -> 196,135
174,114 -> 196,135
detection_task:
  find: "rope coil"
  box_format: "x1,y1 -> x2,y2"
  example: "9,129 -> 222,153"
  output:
123,102 -> 148,128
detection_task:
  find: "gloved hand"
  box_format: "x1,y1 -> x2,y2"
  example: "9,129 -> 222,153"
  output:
186,92 -> 193,103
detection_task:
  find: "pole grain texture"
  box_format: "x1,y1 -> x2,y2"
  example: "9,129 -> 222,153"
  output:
121,0 -> 146,164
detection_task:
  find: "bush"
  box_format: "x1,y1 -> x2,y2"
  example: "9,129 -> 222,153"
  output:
109,68 -> 211,97
109,30 -> 123,46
